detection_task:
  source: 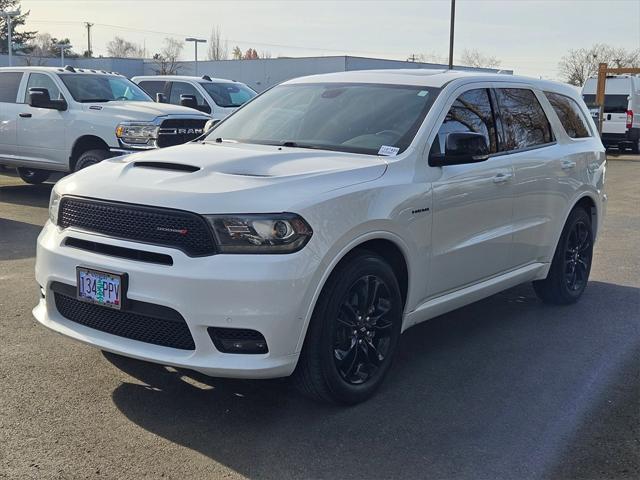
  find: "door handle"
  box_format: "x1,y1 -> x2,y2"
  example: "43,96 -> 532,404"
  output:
561,160 -> 577,170
19,113 -> 32,118
492,172 -> 512,184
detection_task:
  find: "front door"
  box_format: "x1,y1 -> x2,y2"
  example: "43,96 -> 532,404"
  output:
428,87 -> 515,297
17,72 -> 67,167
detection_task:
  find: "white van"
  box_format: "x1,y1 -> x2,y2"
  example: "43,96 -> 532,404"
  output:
582,75 -> 640,153
132,75 -> 256,123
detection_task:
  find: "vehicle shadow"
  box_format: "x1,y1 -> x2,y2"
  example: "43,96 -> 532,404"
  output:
0,182 -> 53,209
0,218 -> 44,261
106,281 -> 640,480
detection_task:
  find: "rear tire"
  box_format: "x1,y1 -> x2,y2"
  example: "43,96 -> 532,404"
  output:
16,167 -> 50,184
533,207 -> 593,305
75,149 -> 111,171
293,251 -> 403,404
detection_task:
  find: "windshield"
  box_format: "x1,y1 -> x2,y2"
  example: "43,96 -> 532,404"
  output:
206,83 -> 439,155
201,82 -> 256,108
59,74 -> 152,103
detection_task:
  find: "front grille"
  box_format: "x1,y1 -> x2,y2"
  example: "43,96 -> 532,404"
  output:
157,118 -> 207,148
59,197 -> 216,257
54,290 -> 195,350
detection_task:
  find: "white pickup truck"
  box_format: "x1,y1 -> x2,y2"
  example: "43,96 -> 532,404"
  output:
0,66 -> 210,184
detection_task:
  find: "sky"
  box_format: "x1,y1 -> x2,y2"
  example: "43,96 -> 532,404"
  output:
18,0 -> 640,80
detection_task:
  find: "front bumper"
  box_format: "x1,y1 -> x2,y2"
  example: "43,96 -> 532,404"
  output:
33,222 -> 322,379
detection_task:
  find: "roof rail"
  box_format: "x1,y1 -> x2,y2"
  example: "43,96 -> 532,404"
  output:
202,75 -> 212,81
63,65 -> 76,73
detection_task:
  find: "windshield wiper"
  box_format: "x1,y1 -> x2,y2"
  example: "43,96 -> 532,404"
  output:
80,98 -> 111,103
279,141 -> 323,150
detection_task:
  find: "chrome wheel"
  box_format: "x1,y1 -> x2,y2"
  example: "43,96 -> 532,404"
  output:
333,275 -> 393,385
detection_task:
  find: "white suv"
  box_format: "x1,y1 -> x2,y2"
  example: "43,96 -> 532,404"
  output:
0,66 -> 210,184
34,70 -> 606,404
132,75 -> 256,123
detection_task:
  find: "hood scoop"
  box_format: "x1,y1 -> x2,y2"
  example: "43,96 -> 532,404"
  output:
133,161 -> 200,173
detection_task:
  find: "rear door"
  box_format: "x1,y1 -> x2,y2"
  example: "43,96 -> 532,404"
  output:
17,72 -> 68,166
0,71 -> 24,161
428,86 -> 515,297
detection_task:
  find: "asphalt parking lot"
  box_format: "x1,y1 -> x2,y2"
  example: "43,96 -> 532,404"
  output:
1,156 -> 638,480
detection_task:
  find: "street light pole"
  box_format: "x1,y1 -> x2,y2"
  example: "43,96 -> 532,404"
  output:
54,43 -> 66,66
448,0 -> 456,70
1,10 -> 20,66
185,37 -> 206,76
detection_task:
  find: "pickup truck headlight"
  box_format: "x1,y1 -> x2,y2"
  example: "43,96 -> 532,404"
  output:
115,122 -> 159,144
205,213 -> 312,253
49,189 -> 61,224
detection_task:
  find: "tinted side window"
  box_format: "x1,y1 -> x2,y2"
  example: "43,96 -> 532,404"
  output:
545,92 -> 591,138
168,81 -> 209,112
138,81 -> 166,99
495,88 -> 554,151
430,88 -> 497,155
0,72 -> 22,103
582,94 -> 629,113
25,73 -> 62,102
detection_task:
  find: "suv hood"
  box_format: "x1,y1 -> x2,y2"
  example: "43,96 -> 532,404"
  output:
57,142 -> 388,213
82,101 -> 210,120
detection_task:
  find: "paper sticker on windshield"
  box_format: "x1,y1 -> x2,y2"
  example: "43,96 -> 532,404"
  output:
417,90 -> 429,97
378,145 -> 400,156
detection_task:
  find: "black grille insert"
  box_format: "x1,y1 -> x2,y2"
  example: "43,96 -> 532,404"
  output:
157,118 -> 207,148
65,237 -> 174,265
208,327 -> 268,354
58,197 -> 216,257
52,283 -> 195,350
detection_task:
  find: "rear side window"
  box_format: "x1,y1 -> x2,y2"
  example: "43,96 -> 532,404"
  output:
138,80 -> 166,99
0,72 -> 22,103
544,92 -> 591,138
495,88 -> 554,151
430,88 -> 498,155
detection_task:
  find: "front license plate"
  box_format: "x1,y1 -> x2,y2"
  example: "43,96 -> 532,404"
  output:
76,267 -> 123,310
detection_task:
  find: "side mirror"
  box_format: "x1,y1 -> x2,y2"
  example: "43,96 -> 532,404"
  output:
28,88 -> 67,111
429,132 -> 489,167
156,92 -> 167,103
179,94 -> 198,109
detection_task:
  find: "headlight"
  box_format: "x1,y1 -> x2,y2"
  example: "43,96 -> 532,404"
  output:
115,122 -> 159,144
49,189 -> 61,224
205,213 -> 312,253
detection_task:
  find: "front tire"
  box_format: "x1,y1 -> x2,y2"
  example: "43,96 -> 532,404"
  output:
75,149 -> 111,171
293,251 -> 403,404
533,207 -> 593,305
16,167 -> 50,184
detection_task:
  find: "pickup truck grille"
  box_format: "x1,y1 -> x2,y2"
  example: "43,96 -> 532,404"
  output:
58,197 -> 216,257
157,118 -> 208,148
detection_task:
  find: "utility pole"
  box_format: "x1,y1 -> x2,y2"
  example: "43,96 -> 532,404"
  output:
448,0 -> 456,69
185,37 -> 206,75
84,22 -> 93,57
1,10 -> 20,66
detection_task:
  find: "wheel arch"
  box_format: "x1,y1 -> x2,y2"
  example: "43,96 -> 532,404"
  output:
69,135 -> 110,171
295,231 -> 411,353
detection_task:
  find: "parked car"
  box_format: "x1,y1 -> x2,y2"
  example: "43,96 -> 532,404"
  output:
0,66 -> 210,184
34,70 -> 606,404
132,75 -> 256,123
582,74 -> 640,153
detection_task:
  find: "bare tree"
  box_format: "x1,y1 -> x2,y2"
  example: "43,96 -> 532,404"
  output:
243,48 -> 259,60
24,32 -> 77,65
458,49 -> 501,69
206,25 -> 228,60
559,44 -> 640,86
411,51 -> 447,64
260,50 -> 272,59
152,38 -> 184,75
106,36 -> 145,58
